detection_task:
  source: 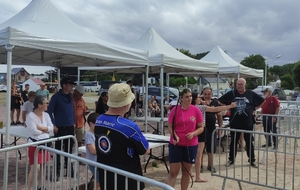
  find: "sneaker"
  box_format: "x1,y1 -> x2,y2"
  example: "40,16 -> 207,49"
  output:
207,166 -> 216,173
37,187 -> 47,190
262,144 -> 272,147
226,161 -> 234,167
250,162 -> 258,168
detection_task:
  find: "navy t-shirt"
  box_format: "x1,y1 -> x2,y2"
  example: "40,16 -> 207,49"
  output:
218,90 -> 264,129
94,114 -> 149,190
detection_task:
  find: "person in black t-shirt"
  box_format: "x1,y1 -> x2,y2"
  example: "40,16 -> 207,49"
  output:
218,78 -> 265,168
191,91 -> 236,181
95,91 -> 108,115
21,84 -> 30,104
95,83 -> 150,190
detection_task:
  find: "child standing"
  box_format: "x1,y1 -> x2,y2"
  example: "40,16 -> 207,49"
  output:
85,113 -> 100,190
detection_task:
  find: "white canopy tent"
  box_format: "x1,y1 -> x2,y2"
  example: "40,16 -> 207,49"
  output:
0,0 -> 149,187
80,28 -> 219,134
200,46 -> 264,78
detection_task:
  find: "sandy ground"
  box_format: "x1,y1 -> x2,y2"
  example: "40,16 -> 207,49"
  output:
1,103 -> 300,190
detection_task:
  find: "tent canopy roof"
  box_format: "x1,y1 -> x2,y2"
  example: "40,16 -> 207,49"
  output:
200,46 -> 263,78
128,27 -> 218,73
0,0 -> 148,67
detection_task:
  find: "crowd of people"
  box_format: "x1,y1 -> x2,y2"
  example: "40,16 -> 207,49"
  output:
14,76 -> 281,190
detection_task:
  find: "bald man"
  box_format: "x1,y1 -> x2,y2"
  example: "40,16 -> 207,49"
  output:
219,78 -> 265,168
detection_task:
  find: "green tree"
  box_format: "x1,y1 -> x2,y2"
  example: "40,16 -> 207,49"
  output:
281,63 -> 296,76
269,65 -> 283,77
240,54 -> 266,86
293,61 -> 300,87
281,74 -> 295,89
177,48 -> 195,58
195,51 -> 209,60
240,54 -> 266,70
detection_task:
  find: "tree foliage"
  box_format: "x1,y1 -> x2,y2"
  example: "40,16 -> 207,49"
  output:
281,74 -> 295,90
240,54 -> 266,70
195,51 -> 209,60
293,61 -> 300,87
177,48 -> 195,58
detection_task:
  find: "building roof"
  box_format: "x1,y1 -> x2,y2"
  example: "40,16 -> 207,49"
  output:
31,77 -> 45,85
11,68 -> 24,74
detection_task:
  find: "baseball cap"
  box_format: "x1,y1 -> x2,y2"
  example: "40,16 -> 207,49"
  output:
107,83 -> 135,108
60,78 -> 76,85
75,85 -> 85,94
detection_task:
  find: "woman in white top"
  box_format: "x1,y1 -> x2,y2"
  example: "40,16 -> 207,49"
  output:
26,95 -> 53,190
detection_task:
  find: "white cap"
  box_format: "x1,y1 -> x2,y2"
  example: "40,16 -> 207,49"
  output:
75,85 -> 85,94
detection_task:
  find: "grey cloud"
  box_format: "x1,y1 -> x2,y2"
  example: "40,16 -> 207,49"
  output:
0,0 -> 299,73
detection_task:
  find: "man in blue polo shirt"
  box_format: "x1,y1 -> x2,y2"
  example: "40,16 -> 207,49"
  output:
47,78 -> 75,180
95,83 -> 150,190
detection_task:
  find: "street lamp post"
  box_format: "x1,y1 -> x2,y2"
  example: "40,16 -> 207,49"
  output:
264,55 -> 281,86
264,64 -> 267,86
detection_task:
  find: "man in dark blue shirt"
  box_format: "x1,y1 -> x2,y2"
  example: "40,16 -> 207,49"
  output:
95,83 -> 150,190
48,78 -> 75,180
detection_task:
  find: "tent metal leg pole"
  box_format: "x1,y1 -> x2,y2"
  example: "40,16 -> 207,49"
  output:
4,44 -> 14,190
57,68 -> 61,89
145,66 -> 149,133
217,72 -> 220,98
77,69 -> 80,84
160,66 -> 164,134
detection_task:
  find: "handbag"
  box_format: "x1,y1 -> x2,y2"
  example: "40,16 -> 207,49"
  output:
29,137 -> 52,147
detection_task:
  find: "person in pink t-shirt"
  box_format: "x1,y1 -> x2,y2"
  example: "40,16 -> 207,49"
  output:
166,89 -> 204,190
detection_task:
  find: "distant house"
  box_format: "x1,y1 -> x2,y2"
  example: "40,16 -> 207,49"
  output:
199,76 -> 228,91
22,78 -> 45,92
12,68 -> 30,83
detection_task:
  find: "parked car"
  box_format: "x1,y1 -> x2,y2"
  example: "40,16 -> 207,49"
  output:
137,86 -> 179,104
252,86 -> 287,100
0,84 -> 7,92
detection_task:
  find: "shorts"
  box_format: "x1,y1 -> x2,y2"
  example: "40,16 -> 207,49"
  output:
206,130 -> 216,153
11,97 -> 21,110
168,143 -> 198,164
198,127 -> 206,142
28,146 -> 51,165
88,165 -> 100,183
74,127 -> 85,143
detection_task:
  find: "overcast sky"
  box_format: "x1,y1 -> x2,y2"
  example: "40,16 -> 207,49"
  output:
0,0 -> 299,74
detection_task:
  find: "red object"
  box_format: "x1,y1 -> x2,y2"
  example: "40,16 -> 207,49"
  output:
261,96 -> 280,114
28,146 -> 51,165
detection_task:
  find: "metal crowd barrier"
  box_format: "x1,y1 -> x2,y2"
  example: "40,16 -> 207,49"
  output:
212,128 -> 300,190
255,113 -> 300,164
0,135 -> 77,190
34,146 -> 174,190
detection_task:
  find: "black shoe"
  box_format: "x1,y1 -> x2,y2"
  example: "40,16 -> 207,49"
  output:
226,161 -> 234,167
207,166 -> 216,173
262,144 -> 272,147
11,122 -> 16,125
37,187 -> 47,190
250,162 -> 258,168
273,146 -> 278,150
16,121 -> 22,125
